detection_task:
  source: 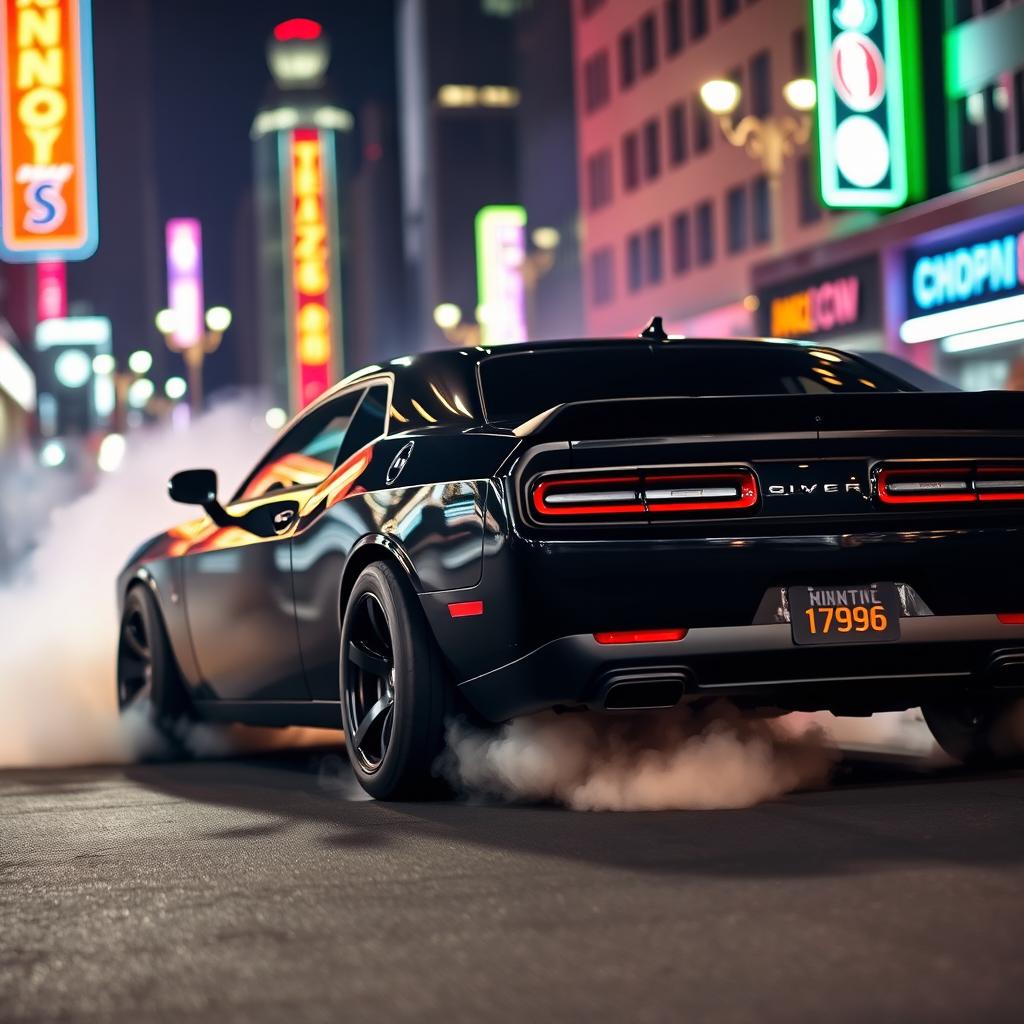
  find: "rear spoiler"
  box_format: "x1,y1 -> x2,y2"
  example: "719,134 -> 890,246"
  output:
514,392 -> 1024,443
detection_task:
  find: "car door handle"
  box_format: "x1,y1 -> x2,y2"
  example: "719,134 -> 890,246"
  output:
273,508 -> 296,532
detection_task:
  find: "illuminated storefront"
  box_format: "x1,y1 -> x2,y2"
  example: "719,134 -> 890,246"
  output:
0,0 -> 99,261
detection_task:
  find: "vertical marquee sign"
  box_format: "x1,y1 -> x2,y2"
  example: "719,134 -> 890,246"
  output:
0,0 -> 99,261
475,205 -> 527,347
286,128 -> 340,410
811,0 -> 913,209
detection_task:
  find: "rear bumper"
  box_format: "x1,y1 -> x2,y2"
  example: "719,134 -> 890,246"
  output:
457,615 -> 1024,722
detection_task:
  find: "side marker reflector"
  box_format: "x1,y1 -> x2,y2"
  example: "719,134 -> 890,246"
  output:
594,629 -> 687,645
449,600 -> 484,618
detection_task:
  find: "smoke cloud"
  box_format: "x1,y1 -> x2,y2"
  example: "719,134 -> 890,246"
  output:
0,398 -> 334,769
443,703 -> 839,811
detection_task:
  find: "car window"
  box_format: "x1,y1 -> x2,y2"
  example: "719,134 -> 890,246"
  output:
336,385 -> 390,464
236,390 -> 363,501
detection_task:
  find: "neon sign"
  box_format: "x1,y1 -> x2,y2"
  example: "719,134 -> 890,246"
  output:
770,277 -> 861,338
911,231 -> 1024,313
810,0 -> 911,209
0,0 -> 98,261
289,129 -> 334,409
475,205 -> 527,346
36,259 -> 67,321
165,219 -> 204,348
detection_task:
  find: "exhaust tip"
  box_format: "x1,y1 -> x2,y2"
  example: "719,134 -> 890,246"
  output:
600,669 -> 691,710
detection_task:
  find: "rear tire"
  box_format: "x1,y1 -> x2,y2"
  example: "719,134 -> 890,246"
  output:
922,696 -> 1024,765
117,585 -> 193,746
340,561 -> 453,800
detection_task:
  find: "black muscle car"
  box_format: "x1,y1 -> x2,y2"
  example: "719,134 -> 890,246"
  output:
117,332 -> 1024,798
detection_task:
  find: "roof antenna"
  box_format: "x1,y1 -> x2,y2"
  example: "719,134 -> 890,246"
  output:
639,316 -> 668,342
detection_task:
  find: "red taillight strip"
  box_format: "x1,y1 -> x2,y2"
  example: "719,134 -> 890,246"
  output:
997,613 -> 1024,625
876,468 -> 975,505
532,475 -> 644,517
975,469 -> 1024,502
644,471 -> 758,513
594,628 -> 687,644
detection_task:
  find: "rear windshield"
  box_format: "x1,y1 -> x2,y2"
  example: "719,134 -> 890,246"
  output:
478,343 -> 914,423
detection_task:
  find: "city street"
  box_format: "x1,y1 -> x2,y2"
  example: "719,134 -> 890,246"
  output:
3,747 -> 1023,1023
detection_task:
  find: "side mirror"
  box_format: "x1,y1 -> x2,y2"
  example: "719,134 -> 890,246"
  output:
169,468 -> 219,507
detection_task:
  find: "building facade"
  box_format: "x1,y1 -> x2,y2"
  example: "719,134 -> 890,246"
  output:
573,0 -> 841,338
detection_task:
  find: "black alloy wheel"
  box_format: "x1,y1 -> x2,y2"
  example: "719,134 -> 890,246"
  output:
343,592 -> 397,773
116,585 -> 192,743
340,561 -> 454,800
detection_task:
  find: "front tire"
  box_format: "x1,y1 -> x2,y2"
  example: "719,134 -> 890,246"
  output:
340,562 -> 453,800
117,584 -> 193,744
922,696 -> 1024,765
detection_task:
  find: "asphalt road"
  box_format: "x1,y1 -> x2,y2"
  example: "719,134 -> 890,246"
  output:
3,748 -> 1024,1024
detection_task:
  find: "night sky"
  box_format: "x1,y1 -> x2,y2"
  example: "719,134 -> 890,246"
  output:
72,0 -> 397,395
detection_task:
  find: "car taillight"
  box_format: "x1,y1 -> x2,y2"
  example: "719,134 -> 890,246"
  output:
594,629 -> 687,644
876,464 -> 1024,506
997,613 -> 1024,625
529,467 -> 758,521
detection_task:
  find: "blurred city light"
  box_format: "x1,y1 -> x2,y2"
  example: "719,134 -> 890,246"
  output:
53,349 -> 92,389
127,378 -> 155,408
783,78 -> 817,113
91,353 -> 115,375
265,407 -> 288,430
437,84 -> 520,109
128,350 -> 153,375
155,309 -> 176,335
205,306 -> 233,332
531,226 -> 561,251
97,433 -> 127,473
39,440 -> 66,469
700,79 -> 741,116
433,303 -> 463,331
164,376 -> 188,400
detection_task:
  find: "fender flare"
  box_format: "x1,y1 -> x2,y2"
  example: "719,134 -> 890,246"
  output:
336,533 -> 422,626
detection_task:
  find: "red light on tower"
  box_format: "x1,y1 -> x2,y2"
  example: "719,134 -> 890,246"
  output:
274,18 -> 322,42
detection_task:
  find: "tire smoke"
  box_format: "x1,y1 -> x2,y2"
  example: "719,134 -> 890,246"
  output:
0,399 -> 333,769
443,703 -> 839,811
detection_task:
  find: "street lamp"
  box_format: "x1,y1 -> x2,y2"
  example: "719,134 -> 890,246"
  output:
154,305 -> 232,412
700,76 -> 816,252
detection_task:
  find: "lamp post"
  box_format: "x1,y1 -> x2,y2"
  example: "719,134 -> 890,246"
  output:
699,76 -> 816,254
154,305 -> 232,412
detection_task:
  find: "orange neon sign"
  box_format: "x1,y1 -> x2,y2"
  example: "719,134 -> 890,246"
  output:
290,128 -> 335,410
0,0 -> 98,261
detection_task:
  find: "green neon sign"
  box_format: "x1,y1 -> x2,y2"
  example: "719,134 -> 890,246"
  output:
474,205 -> 527,346
811,0 -> 916,209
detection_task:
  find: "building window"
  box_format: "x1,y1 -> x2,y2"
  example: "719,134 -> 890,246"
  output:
749,50 -> 771,118
586,150 -> 614,211
583,51 -> 611,114
622,132 -> 640,190
797,155 -> 822,224
691,0 -> 708,41
693,95 -> 712,153
646,224 -> 664,284
581,0 -> 607,16
591,247 -> 615,305
665,0 -> 684,56
619,30 -> 637,90
720,0 -> 741,18
671,210 -> 691,274
696,200 -> 715,265
643,118 -> 662,180
751,174 -> 771,245
668,102 -> 689,165
627,233 -> 644,292
640,12 -> 658,75
726,185 -> 748,254
790,27 -> 807,78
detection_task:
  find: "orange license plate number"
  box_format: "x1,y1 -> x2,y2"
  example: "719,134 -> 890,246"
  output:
789,584 -> 901,646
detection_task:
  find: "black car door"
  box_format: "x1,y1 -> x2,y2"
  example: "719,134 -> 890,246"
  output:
181,390 -> 363,702
290,384 -> 391,699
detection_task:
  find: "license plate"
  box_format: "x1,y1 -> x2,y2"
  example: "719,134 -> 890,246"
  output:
789,583 -> 901,646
